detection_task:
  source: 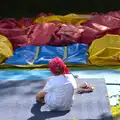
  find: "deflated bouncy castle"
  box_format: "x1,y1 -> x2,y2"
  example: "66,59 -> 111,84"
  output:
0,1 -> 120,120
1,11 -> 120,67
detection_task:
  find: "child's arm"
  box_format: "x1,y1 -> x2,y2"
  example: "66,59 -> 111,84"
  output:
36,76 -> 54,103
77,82 -> 94,93
36,90 -> 46,103
73,76 -> 94,93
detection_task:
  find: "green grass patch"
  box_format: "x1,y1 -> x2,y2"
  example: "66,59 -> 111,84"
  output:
0,65 -> 120,71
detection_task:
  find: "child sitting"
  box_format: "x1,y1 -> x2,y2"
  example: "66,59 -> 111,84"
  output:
36,57 -> 94,111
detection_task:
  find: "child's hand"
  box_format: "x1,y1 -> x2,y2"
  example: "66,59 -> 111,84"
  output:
39,97 -> 45,104
77,82 -> 94,94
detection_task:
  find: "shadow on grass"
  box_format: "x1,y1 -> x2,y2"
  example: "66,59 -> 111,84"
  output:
0,80 -> 114,120
27,102 -> 70,120
0,80 -> 46,96
27,102 -> 114,120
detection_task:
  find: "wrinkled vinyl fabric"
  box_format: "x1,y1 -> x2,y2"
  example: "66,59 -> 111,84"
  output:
5,43 -> 89,65
1,12 -> 120,47
0,19 -> 21,29
81,12 -> 120,44
49,24 -> 84,46
0,35 -> 13,63
0,23 -> 58,48
82,14 -> 120,31
28,23 -> 58,46
88,34 -> 120,65
107,11 -> 120,19
18,18 -> 33,27
49,24 -> 104,45
34,43 -> 89,64
43,11 -> 120,46
0,27 -> 29,48
64,44 -> 89,64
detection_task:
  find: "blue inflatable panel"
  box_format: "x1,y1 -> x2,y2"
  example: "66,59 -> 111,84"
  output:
5,46 -> 37,65
64,44 -> 88,64
5,44 -> 89,65
34,46 -> 64,64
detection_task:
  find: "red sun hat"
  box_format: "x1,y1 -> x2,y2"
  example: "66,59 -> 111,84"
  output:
48,57 -> 70,75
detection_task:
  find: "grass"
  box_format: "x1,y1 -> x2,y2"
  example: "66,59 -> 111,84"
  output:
111,105 -> 120,120
0,65 -> 120,70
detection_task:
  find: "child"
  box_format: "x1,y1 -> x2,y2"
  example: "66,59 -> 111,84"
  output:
36,57 -> 94,111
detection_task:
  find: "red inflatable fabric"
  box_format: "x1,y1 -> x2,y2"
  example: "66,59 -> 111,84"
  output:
106,11 -> 120,35
49,24 -> 83,46
49,24 -> 106,45
79,25 -> 105,44
0,28 -> 28,48
0,11 -> 120,47
0,23 -> 58,48
78,12 -> 120,44
107,11 -> 120,19
82,14 -> 120,31
49,11 -> 120,45
27,23 -> 58,46
18,18 -> 33,27
0,19 -> 21,29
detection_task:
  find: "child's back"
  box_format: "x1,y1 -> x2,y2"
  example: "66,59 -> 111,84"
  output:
44,74 -> 77,111
36,57 -> 94,111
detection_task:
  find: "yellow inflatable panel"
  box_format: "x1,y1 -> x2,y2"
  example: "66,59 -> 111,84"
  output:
34,14 -> 89,24
59,14 -> 89,24
34,15 -> 62,24
0,35 -> 13,63
88,34 -> 120,65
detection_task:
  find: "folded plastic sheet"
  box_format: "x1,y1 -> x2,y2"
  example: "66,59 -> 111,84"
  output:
64,44 -> 89,64
82,14 -> 120,31
88,34 -> 120,65
34,43 -> 89,64
79,12 -> 120,44
107,11 -> 120,19
28,23 -> 58,46
0,19 -> 21,29
0,27 -> 29,48
5,43 -> 89,65
0,23 -> 58,48
5,46 -> 37,65
49,24 -> 84,46
0,35 -> 13,63
0,22 -> 98,47
49,24 -> 103,45
0,18 -> 33,29
18,18 -> 33,27
80,25 -> 104,44
1,11 -> 120,48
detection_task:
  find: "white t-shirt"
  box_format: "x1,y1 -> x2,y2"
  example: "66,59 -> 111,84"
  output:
43,74 -> 77,111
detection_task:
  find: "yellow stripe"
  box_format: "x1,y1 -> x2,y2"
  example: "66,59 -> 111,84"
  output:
63,46 -> 67,60
28,47 -> 40,65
